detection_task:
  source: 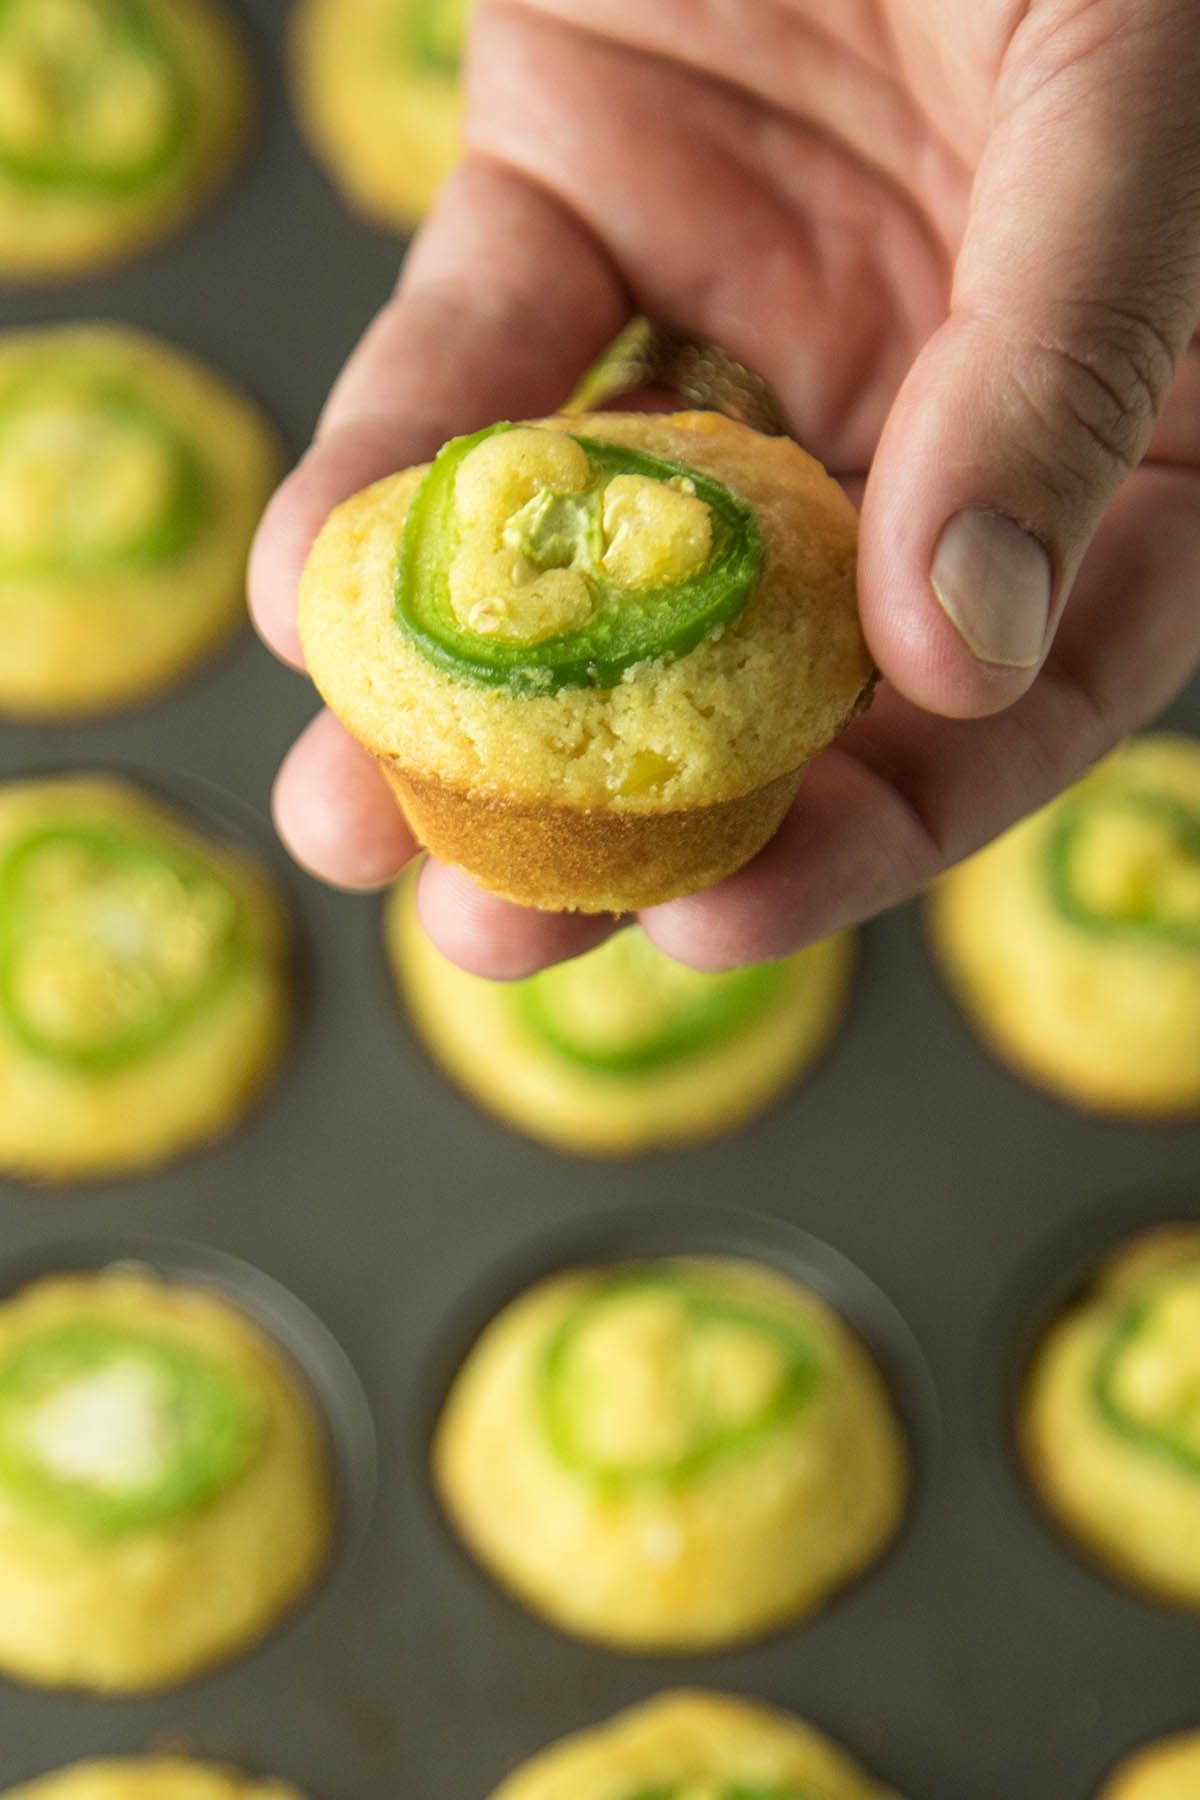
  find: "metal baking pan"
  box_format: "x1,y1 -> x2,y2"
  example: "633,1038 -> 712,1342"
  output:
1,3 -> 1199,1795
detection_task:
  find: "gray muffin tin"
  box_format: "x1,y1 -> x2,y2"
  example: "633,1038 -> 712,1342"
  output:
1,3 -> 1200,1794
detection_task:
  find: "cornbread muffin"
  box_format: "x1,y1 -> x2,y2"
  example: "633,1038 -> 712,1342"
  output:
0,0 -> 253,281
1022,1224 -> 1200,1607
1096,1730 -> 1200,1800
433,1257 -> 907,1651
0,324 -> 281,718
300,411 -> 871,912
488,1690 -> 901,1800
289,0 -> 467,230
0,775 -> 290,1182
388,883 -> 853,1154
2,1758 -> 306,1800
0,1265 -> 332,1691
930,734 -> 1200,1117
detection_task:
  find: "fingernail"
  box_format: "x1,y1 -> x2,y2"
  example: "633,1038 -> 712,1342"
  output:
931,509 -> 1052,668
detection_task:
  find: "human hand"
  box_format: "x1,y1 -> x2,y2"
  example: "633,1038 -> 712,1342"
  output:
251,0 -> 1200,974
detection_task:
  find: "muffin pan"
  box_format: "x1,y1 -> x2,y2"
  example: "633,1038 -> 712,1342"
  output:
0,1 -> 1199,1794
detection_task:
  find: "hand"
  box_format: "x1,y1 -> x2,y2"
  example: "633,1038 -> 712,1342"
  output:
251,0 -> 1200,974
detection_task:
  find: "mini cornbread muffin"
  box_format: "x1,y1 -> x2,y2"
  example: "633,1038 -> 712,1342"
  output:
0,775 -> 290,1182
1095,1730 -> 1200,1800
2,1758 -> 306,1800
487,1690 -> 901,1800
300,412 -> 871,912
0,0 -> 253,281
0,324 -> 281,718
0,1266 -> 332,1691
388,884 -> 853,1154
290,0 -> 468,230
434,1257 -> 907,1651
1022,1223 -> 1200,1608
930,734 -> 1200,1117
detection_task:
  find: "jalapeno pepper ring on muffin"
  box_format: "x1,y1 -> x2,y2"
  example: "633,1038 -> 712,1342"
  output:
300,411 -> 872,914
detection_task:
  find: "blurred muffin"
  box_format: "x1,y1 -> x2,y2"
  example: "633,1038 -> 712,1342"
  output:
290,0 -> 468,230
434,1256 -> 907,1651
388,884 -> 852,1154
930,734 -> 1200,1117
0,775 -> 290,1182
0,324 -> 280,718
3,1759 -> 306,1800
487,1690 -> 901,1800
300,411 -> 870,912
1096,1729 -> 1200,1800
0,1266 -> 332,1691
1022,1223 -> 1200,1607
0,0 -> 253,281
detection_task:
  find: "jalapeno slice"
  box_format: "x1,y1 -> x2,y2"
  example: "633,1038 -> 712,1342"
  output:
1044,787 -> 1200,949
515,926 -> 789,1074
0,352 -> 207,578
0,817 -> 248,1073
405,0 -> 471,76
1093,1264 -> 1200,1475
537,1267 -> 821,1489
0,0 -> 189,194
395,421 -> 764,692
0,1316 -> 259,1537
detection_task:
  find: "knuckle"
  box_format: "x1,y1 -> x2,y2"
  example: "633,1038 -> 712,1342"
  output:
1021,301 -> 1178,485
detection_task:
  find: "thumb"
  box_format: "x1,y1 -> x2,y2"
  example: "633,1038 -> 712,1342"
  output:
859,3 -> 1200,719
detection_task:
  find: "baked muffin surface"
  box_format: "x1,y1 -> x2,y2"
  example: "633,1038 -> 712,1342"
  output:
487,1690 -> 901,1800
0,324 -> 280,718
2,1758 -> 305,1800
930,734 -> 1200,1116
388,885 -> 853,1154
1022,1224 -> 1200,1607
434,1256 -> 906,1651
0,0 -> 252,280
0,1267 -> 332,1691
0,774 -> 290,1181
1096,1730 -> 1200,1800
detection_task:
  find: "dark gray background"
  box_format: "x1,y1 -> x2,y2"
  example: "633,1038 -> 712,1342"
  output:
0,3 -> 1198,1794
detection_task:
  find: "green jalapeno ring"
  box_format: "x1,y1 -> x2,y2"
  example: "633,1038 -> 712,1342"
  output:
395,422 -> 765,693
1092,1266 -> 1200,1476
1043,787 -> 1200,949
515,938 -> 790,1075
0,1317 -> 260,1537
0,818 -> 250,1074
404,0 -> 470,77
0,356 -> 209,576
0,0 -> 192,194
538,1268 -> 821,1489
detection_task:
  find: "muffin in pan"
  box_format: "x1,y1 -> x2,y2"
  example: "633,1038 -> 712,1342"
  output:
387,882 -> 853,1155
300,411 -> 871,912
0,1265 -> 333,1692
487,1689 -> 901,1800
0,0 -> 253,282
1022,1223 -> 1200,1608
0,775 -> 290,1183
1096,1729 -> 1200,1800
289,0 -> 467,231
929,733 -> 1200,1118
433,1256 -> 907,1652
0,324 -> 281,719
2,1759 -> 306,1800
